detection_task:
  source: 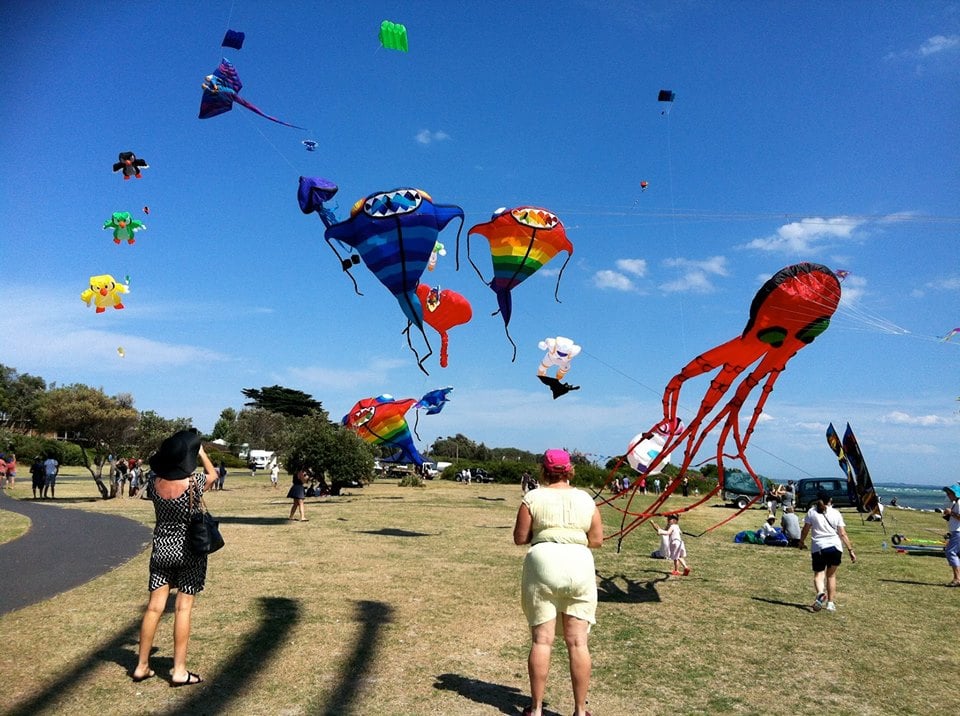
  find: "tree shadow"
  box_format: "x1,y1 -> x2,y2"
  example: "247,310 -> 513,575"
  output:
477,496 -> 506,501
355,528 -> 437,538
30,497 -> 101,504
750,596 -> 812,612
596,570 -> 664,604
433,673 -> 539,715
308,599 -> 393,716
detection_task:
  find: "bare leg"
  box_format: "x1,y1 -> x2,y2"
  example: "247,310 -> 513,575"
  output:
135,585 -> 169,679
824,564 -> 839,603
298,499 -> 306,521
561,614 -> 591,716
289,501 -> 298,520
171,591 -> 195,682
527,620 -> 556,716
813,569 -> 826,597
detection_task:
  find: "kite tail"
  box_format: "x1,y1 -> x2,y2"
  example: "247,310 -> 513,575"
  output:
404,323 -> 433,376
325,238 -> 363,295
439,331 -> 450,368
494,288 -> 517,362
553,252 -> 572,303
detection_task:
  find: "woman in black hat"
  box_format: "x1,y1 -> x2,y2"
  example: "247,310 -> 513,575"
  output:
132,429 -> 218,686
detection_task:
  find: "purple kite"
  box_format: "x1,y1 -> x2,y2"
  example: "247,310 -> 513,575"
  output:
199,58 -> 304,129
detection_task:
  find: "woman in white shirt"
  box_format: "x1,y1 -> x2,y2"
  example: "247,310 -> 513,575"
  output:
798,492 -> 857,612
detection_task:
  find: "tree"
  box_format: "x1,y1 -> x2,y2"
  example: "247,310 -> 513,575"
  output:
241,385 -> 325,418
210,407 -> 237,443
0,364 -> 47,431
127,411 -> 193,462
284,415 -> 374,494
232,408 -> 290,451
35,385 -> 139,498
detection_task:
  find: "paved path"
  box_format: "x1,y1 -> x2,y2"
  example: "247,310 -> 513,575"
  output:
0,491 -> 151,616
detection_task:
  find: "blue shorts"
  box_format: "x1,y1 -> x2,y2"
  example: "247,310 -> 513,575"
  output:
812,546 -> 842,572
946,532 -> 960,568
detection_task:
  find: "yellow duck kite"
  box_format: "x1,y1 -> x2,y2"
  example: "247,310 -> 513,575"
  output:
81,274 -> 129,313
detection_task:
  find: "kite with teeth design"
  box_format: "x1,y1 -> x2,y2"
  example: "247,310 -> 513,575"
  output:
324,188 -> 464,373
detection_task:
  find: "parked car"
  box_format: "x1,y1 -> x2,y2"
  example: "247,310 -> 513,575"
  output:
794,477 -> 859,511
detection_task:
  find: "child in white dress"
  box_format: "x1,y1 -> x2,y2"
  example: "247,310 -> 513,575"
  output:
652,514 -> 690,576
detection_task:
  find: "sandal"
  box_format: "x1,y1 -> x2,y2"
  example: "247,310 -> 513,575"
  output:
171,671 -> 203,687
131,669 -> 155,683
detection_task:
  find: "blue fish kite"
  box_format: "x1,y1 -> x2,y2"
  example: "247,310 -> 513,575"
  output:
414,387 -> 453,415
324,188 -> 464,372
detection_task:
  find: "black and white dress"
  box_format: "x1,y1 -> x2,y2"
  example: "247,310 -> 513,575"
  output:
147,473 -> 207,594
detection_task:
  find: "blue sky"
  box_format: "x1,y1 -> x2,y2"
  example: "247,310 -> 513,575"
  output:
1,1 -> 957,485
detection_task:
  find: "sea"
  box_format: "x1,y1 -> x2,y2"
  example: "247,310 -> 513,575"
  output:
874,483 -> 952,513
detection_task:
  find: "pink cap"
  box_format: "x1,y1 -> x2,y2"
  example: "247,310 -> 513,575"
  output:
542,449 -> 572,473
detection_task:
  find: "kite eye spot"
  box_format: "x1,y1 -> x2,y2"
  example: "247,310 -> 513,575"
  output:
797,317 -> 831,344
757,327 -> 787,347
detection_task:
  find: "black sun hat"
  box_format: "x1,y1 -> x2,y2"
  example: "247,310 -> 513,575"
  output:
148,429 -> 202,479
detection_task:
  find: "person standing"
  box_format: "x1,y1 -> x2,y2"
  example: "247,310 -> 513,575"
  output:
513,449 -> 602,716
798,492 -> 857,612
681,475 -> 689,497
42,455 -> 59,499
270,461 -> 280,490
5,452 -> 16,488
288,469 -> 308,521
941,483 -> 960,587
30,456 -> 45,499
217,461 -> 227,491
652,514 -> 690,576
133,429 -> 217,686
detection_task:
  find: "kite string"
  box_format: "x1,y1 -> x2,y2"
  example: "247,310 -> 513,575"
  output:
239,109 -> 302,174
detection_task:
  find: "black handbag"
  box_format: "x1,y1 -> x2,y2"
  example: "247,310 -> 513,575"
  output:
187,476 -> 224,555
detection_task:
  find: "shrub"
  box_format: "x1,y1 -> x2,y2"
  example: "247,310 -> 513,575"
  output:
398,474 -> 425,488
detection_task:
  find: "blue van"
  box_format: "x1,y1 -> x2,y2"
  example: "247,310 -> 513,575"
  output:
794,477 -> 859,511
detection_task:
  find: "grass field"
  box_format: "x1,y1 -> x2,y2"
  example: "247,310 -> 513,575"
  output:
0,469 -> 955,716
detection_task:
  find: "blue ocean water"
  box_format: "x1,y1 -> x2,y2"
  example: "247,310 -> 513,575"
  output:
875,483 -> 951,512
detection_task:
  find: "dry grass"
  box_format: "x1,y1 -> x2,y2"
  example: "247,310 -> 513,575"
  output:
0,470 -> 955,716
0,501 -> 30,544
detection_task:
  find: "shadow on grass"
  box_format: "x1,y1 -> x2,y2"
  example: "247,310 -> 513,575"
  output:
750,596 -> 811,612
161,596 -> 300,715
217,516 -> 297,525
355,527 -> 437,538
878,578 -> 947,587
5,616 -> 142,716
433,673 -> 533,715
29,497 -> 102,504
478,496 -> 506,501
308,599 -> 393,716
596,570 -> 664,603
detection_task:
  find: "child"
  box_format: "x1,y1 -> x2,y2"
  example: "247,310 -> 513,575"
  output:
652,514 -> 690,576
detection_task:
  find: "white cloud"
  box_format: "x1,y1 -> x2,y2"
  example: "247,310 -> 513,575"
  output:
838,274 -> 867,305
659,255 -> 728,293
615,258 -> 647,277
881,410 -> 959,426
415,129 -> 451,144
593,270 -> 636,291
743,217 -> 865,253
920,34 -> 960,56
885,34 -> 960,60
285,357 -> 408,390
